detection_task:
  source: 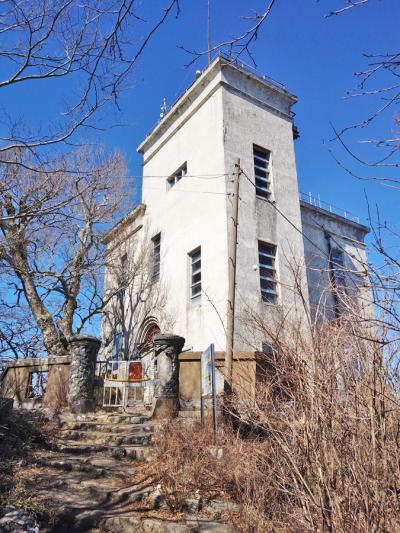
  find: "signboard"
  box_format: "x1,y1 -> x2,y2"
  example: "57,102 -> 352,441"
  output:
200,344 -> 218,441
201,345 -> 213,397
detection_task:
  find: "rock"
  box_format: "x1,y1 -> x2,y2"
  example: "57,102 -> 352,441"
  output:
202,499 -> 240,514
148,486 -> 167,510
0,507 -> 40,533
197,523 -> 235,532
101,515 -> 140,531
184,494 -> 201,513
110,447 -> 126,459
142,519 -> 187,532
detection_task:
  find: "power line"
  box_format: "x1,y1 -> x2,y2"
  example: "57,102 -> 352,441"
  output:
142,185 -> 230,196
126,173 -> 228,180
240,168 -> 332,260
240,168 -> 366,272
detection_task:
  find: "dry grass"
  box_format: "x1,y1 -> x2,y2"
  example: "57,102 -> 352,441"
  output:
0,409 -> 50,519
154,319 -> 400,532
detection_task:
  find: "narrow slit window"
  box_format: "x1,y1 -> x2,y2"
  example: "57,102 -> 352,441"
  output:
258,241 -> 278,303
189,247 -> 201,299
119,254 -> 127,300
167,162 -> 187,188
330,248 -> 346,289
152,234 -> 161,282
253,145 -> 271,199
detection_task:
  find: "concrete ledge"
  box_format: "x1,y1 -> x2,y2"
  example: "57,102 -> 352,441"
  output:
179,351 -> 256,362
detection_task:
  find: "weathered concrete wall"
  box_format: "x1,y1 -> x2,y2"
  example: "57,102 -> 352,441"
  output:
138,63 -> 229,355
44,361 -> 70,409
0,357 -> 71,409
135,56 -> 307,358
300,201 -> 371,321
179,351 -> 255,407
220,62 -> 309,352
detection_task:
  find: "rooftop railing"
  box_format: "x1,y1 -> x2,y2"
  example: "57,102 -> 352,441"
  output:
299,191 -> 360,224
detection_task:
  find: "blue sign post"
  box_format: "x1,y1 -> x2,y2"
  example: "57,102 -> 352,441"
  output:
200,344 -> 217,440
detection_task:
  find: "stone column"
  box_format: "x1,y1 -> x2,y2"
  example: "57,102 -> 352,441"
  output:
68,335 -> 101,414
153,333 -> 185,418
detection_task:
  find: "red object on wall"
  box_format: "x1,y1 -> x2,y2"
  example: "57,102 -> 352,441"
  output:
129,362 -> 143,381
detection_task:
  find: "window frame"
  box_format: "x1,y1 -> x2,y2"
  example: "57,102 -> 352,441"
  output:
253,144 -> 273,200
329,247 -> 347,290
258,240 -> 278,304
118,253 -> 128,301
189,246 -> 201,301
26,370 -> 48,399
167,162 -> 187,189
151,233 -> 161,283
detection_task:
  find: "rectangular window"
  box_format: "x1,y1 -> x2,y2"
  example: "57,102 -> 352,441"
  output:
152,234 -> 161,282
117,254 -> 128,301
258,241 -> 278,303
189,247 -> 201,299
26,371 -> 48,398
253,145 -> 271,199
167,162 -> 187,188
330,248 -> 346,288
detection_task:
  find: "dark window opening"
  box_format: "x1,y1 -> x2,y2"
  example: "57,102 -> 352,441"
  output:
330,248 -> 346,289
167,162 -> 187,188
189,247 -> 201,299
258,241 -> 278,303
152,234 -> 161,282
118,254 -> 128,301
253,145 -> 271,199
26,371 -> 48,398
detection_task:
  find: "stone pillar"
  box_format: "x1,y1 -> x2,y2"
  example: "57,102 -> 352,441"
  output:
68,335 -> 101,414
153,333 -> 185,418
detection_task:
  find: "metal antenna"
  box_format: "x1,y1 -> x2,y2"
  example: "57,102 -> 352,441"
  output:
207,0 -> 211,65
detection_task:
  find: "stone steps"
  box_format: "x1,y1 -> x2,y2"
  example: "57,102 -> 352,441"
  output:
58,413 -> 148,425
58,429 -> 153,446
35,454 -> 137,476
56,441 -> 154,460
64,421 -> 153,433
26,410 -> 237,532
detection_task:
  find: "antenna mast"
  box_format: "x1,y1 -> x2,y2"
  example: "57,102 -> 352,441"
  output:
207,0 -> 211,65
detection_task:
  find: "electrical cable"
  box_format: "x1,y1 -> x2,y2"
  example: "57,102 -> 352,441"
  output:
239,167 -> 368,280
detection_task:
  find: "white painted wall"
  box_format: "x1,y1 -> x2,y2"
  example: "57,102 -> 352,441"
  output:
138,63 -> 229,353
102,57 -> 371,362
219,63 -> 309,352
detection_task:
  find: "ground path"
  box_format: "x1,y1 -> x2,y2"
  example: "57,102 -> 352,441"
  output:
21,411 -> 235,532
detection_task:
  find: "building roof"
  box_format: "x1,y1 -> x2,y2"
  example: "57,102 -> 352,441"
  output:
137,55 -> 297,155
300,200 -> 370,235
102,203 -> 146,246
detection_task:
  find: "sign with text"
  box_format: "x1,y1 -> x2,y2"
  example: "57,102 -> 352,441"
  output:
201,345 -> 213,397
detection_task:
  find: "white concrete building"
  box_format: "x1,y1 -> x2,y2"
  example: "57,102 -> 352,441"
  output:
102,56 -> 370,366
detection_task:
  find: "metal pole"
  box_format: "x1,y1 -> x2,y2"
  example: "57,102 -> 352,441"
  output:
207,0 -> 212,65
225,158 -> 240,389
211,343 -> 217,442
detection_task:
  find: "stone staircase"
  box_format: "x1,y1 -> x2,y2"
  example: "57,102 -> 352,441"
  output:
30,411 -> 160,531
27,410 -> 235,532
54,412 -> 154,460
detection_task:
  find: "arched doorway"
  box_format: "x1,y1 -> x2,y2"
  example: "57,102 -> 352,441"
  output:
136,319 -> 160,357
133,318 -> 160,406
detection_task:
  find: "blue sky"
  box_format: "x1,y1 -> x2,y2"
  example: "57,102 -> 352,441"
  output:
109,0 -> 398,232
2,0 -> 398,238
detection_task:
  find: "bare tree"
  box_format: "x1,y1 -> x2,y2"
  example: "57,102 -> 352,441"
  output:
324,1 -> 400,184
101,229 -> 173,361
179,1 -> 278,67
0,147 -> 129,358
0,0 -> 181,160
